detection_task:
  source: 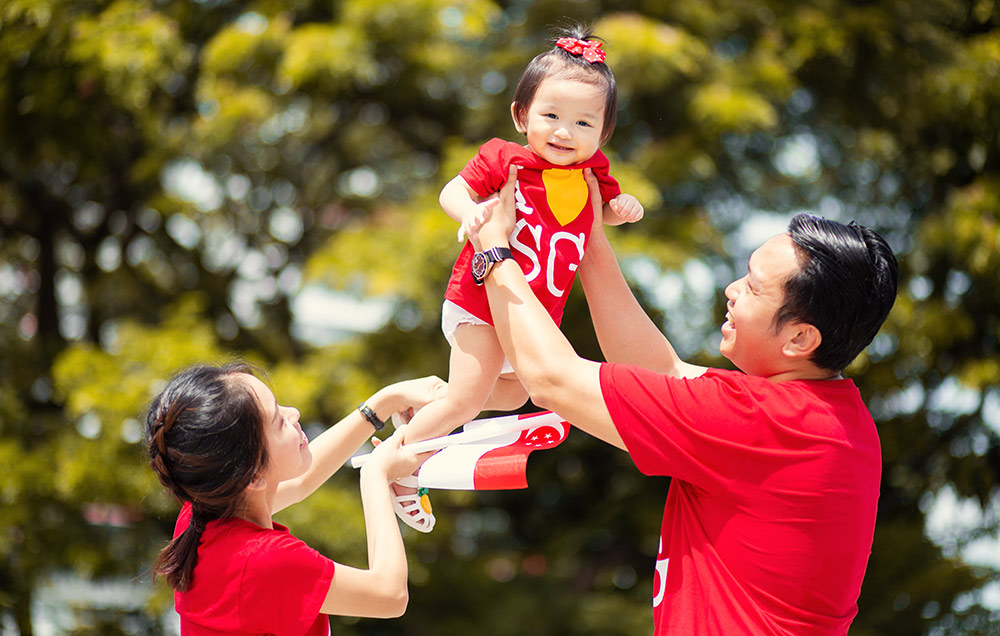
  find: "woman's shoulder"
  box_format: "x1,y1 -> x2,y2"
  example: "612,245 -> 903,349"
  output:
240,522 -> 320,562
238,524 -> 334,583
194,518 -> 322,576
172,501 -> 193,538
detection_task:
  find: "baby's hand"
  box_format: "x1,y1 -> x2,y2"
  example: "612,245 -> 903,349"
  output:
457,198 -> 500,243
608,194 -> 644,224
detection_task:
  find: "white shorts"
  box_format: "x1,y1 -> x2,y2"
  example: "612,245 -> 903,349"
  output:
441,300 -> 514,375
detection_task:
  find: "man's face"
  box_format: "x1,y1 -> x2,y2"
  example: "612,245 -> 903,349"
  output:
720,233 -> 803,377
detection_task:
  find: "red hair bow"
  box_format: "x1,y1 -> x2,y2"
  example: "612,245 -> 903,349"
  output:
555,37 -> 606,64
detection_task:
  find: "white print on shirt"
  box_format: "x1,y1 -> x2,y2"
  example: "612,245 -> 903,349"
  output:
514,178 -> 534,216
508,179 -> 586,299
546,231 -> 585,297
652,537 -> 669,608
510,218 -> 543,282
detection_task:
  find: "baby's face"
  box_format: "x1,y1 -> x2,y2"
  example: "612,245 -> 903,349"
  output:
515,76 -> 605,166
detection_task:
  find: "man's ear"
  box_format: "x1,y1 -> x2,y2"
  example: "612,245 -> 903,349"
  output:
510,102 -> 526,134
782,322 -> 822,359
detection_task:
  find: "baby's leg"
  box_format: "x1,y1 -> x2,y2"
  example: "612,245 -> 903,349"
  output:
483,372 -> 529,412
390,324 -> 507,528
401,322 -> 508,444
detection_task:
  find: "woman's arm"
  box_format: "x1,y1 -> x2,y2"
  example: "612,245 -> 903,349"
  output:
273,376 -> 445,513
320,430 -> 424,618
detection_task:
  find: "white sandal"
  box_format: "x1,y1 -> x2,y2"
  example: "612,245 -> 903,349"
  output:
391,474 -> 436,533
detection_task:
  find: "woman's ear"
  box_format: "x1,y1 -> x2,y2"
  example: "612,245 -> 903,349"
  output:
510,102 -> 526,134
246,470 -> 268,492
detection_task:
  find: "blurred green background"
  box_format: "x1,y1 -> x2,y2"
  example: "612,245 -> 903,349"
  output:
1,0 -> 999,634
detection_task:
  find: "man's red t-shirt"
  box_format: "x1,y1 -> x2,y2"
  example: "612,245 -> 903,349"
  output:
600,364 -> 881,636
445,138 -> 621,326
172,502 -> 335,635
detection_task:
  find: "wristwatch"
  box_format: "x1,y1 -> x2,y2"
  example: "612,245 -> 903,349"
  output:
471,246 -> 514,285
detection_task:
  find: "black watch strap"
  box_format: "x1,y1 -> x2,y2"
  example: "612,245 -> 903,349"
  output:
472,246 -> 514,285
358,403 -> 385,432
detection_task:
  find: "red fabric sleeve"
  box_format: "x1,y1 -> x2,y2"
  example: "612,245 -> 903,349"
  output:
459,139 -> 512,199
239,530 -> 336,633
590,151 -> 621,203
599,363 -> 759,493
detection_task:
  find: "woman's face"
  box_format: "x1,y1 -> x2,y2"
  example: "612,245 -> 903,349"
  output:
240,374 -> 311,484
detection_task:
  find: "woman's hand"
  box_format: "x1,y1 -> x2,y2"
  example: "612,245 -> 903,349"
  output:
361,429 -> 430,482
370,376 -> 446,424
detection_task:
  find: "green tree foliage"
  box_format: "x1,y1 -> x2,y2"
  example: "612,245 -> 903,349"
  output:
1,0 -> 998,634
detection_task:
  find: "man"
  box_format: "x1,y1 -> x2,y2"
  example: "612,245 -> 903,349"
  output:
469,166 -> 898,635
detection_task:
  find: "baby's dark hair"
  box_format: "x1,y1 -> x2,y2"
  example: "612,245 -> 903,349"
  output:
511,23 -> 617,144
145,362 -> 269,591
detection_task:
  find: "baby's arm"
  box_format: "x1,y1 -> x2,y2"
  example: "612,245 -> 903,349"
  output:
441,175 -> 500,243
602,193 -> 644,226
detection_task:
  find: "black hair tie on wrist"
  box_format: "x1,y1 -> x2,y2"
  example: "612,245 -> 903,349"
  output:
358,403 -> 385,432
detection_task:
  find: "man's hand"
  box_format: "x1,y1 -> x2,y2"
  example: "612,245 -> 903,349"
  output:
583,168 -> 608,245
470,165 -> 518,250
457,198 -> 500,243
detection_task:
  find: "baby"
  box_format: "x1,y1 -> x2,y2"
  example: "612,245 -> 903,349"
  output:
393,25 -> 643,532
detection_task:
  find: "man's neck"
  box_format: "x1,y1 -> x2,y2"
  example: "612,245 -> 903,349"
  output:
766,367 -> 843,383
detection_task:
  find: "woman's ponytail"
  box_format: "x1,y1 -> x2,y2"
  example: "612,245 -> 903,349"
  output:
145,363 -> 268,592
153,509 -> 208,591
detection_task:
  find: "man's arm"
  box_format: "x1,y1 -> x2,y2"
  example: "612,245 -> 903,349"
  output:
484,258 -> 625,449
472,167 -> 625,449
579,218 -> 706,379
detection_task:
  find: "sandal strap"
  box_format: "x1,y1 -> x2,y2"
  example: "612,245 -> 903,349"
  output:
391,486 -> 435,533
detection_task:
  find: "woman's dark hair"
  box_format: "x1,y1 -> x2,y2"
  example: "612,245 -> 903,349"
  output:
775,213 -> 898,372
145,362 -> 269,591
511,23 -> 618,144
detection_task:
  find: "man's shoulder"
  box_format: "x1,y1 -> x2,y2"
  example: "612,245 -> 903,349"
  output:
657,367 -> 858,410
601,363 -> 737,398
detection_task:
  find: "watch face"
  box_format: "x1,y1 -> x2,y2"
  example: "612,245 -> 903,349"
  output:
471,251 -> 488,282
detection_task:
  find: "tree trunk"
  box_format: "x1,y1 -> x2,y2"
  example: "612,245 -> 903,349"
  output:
23,179 -> 66,370
12,582 -> 33,636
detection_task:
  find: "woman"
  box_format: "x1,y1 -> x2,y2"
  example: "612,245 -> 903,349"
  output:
145,361 -> 444,634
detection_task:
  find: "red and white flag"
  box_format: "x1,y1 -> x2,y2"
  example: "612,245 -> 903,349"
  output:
415,411 -> 570,490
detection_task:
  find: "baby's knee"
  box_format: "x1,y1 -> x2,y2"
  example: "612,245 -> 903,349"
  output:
492,393 -> 529,412
437,392 -> 489,425
486,378 -> 529,412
